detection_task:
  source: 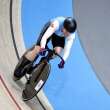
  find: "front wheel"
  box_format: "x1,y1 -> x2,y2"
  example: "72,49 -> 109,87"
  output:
22,61 -> 51,101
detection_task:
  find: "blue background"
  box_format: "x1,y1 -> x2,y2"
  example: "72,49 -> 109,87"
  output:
21,0 -> 110,110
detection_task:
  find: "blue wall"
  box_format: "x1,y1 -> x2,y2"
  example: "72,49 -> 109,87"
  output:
22,0 -> 110,110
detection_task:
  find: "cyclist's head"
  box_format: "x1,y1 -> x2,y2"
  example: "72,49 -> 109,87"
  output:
63,17 -> 77,33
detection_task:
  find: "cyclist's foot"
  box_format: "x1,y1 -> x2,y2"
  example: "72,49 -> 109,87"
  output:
13,75 -> 20,81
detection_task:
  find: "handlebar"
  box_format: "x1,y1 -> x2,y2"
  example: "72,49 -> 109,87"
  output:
40,48 -> 64,61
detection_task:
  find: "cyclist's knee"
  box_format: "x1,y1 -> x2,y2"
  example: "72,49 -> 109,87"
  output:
54,47 -> 63,54
50,47 -> 62,59
24,45 -> 40,60
34,45 -> 40,53
28,45 -> 40,54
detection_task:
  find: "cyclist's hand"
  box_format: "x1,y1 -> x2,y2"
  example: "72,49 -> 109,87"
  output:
58,59 -> 65,69
39,48 -> 46,56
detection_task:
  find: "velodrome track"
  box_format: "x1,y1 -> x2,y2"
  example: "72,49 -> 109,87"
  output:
0,0 -> 53,110
1,0 -> 110,109
74,0 -> 110,94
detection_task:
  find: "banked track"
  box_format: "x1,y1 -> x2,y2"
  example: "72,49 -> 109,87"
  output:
0,0 -> 53,110
74,0 -> 110,94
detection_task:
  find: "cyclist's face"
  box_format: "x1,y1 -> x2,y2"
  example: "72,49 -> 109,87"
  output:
62,28 -> 70,37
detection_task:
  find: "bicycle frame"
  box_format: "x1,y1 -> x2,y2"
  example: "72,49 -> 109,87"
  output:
22,48 -> 63,101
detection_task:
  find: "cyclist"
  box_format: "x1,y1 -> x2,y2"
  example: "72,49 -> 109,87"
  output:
14,16 -> 77,79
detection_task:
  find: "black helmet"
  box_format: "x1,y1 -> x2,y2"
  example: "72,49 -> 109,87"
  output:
63,17 -> 77,33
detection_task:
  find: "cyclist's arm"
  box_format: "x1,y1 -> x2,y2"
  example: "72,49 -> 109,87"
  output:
63,33 -> 76,61
40,20 -> 59,48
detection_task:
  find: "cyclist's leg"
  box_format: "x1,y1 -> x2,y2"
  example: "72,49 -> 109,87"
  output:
14,22 -> 51,79
25,45 -> 40,61
51,34 -> 65,58
54,47 -> 63,55
14,55 -> 32,79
